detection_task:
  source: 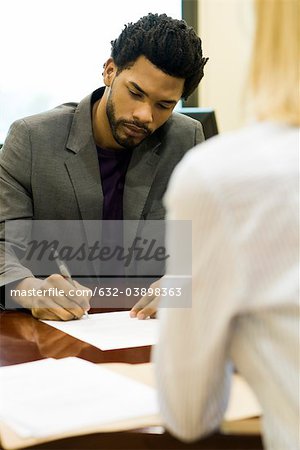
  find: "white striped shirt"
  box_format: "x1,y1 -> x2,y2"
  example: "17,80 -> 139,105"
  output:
153,122 -> 299,450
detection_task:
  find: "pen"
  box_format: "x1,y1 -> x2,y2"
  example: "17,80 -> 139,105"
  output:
51,248 -> 88,318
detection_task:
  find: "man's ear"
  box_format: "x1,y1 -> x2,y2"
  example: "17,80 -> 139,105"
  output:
103,58 -> 117,87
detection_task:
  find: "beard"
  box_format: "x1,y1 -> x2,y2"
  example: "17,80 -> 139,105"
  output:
106,89 -> 151,149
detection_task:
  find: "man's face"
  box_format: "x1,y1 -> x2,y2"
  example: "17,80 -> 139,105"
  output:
104,56 -> 184,149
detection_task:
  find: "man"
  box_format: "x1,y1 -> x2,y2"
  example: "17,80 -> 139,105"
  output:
0,13 -> 207,320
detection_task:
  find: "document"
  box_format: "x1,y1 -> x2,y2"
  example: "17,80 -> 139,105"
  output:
41,311 -> 158,350
0,357 -> 159,440
224,375 -> 261,421
0,359 -> 261,449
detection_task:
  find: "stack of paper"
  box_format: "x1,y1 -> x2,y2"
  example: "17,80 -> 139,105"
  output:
0,357 -> 159,443
0,358 -> 262,449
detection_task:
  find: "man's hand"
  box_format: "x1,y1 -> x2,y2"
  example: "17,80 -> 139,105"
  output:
11,275 -> 91,321
130,279 -> 160,320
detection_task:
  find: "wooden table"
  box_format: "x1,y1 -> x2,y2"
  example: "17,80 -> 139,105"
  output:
0,309 -> 263,450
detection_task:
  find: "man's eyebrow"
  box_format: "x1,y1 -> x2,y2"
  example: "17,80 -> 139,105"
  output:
129,81 -> 178,105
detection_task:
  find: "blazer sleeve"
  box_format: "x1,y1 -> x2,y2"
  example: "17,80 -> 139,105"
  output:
195,121 -> 205,145
0,119 -> 35,293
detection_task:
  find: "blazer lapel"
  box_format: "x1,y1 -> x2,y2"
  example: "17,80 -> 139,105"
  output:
64,94 -> 103,221
64,142 -> 103,221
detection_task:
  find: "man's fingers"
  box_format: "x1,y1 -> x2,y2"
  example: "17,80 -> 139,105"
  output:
130,279 -> 162,318
11,276 -> 91,321
33,275 -> 91,318
32,307 -> 61,321
130,293 -> 155,317
32,295 -> 85,321
47,275 -> 91,311
131,296 -> 159,320
72,280 -> 92,311
33,307 -> 81,322
136,304 -> 157,320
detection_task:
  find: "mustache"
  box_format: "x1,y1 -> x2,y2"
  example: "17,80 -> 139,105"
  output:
119,120 -> 151,135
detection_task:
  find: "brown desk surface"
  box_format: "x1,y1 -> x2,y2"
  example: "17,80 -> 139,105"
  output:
0,309 -> 263,450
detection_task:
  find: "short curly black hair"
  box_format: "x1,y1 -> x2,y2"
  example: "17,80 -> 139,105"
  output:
110,13 -> 208,100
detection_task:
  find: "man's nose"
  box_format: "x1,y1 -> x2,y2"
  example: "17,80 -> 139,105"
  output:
133,103 -> 153,125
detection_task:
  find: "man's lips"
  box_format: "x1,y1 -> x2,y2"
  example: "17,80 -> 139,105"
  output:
123,123 -> 148,137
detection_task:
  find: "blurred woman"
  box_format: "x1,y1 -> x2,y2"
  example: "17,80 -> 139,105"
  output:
154,1 -> 299,449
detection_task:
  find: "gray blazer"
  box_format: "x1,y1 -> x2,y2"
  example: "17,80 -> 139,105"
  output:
0,90 -> 204,286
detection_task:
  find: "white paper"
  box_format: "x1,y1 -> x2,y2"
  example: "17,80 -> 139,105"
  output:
0,357 -> 158,438
224,374 -> 262,421
41,311 -> 158,350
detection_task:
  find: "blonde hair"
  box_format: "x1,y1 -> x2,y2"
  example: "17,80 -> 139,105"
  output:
248,0 -> 300,125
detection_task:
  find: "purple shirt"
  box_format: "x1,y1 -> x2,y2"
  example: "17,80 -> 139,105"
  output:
97,146 -> 132,220
97,146 -> 132,276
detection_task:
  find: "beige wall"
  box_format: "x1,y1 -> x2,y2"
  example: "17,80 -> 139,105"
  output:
198,0 -> 254,132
